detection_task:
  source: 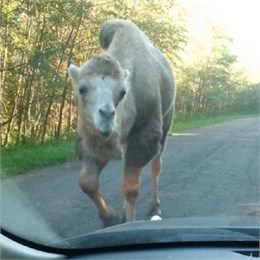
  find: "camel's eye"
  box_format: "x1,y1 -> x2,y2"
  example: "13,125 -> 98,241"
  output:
79,85 -> 87,95
119,89 -> 126,99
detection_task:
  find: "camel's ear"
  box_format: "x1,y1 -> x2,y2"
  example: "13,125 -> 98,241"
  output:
123,69 -> 130,83
68,64 -> 80,82
123,69 -> 130,91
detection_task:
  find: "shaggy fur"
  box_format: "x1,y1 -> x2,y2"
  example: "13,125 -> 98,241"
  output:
81,53 -> 125,80
98,19 -> 176,166
68,19 -> 176,226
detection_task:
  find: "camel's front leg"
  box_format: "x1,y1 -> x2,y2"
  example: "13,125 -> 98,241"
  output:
79,158 -> 120,227
122,165 -> 142,222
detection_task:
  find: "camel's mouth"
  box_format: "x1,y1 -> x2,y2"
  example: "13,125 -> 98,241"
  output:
94,117 -> 115,138
96,123 -> 114,138
100,131 -> 112,139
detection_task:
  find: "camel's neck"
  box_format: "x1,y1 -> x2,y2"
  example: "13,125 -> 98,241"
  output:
78,120 -> 123,161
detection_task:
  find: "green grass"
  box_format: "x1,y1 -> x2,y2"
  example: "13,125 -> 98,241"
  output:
1,112 -> 258,177
171,112 -> 258,133
1,139 -> 75,178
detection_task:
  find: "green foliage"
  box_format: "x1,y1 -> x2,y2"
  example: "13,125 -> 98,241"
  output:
231,83 -> 260,113
0,0 -> 258,149
1,0 -> 186,147
175,28 -> 258,116
171,112 -> 258,133
1,138 -> 75,177
1,112 -> 257,177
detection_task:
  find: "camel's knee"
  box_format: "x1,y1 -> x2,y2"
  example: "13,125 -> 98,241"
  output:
122,180 -> 140,222
151,155 -> 162,176
79,174 -> 99,198
123,184 -> 139,203
122,172 -> 141,204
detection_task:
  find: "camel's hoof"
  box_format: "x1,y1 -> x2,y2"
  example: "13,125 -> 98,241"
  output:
148,208 -> 162,217
148,202 -> 162,217
101,211 -> 126,228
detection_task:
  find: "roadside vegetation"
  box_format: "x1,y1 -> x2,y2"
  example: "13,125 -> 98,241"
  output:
170,112 -> 258,133
1,1 -> 259,177
1,112 -> 258,177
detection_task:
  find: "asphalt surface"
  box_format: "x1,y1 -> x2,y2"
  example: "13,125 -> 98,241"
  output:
1,117 -> 259,245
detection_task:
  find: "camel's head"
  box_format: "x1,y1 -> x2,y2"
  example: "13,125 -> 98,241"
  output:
68,53 -> 129,137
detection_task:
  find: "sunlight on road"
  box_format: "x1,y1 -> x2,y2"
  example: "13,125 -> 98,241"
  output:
170,133 -> 197,136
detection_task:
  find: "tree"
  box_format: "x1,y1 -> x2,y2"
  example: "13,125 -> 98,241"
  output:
1,0 -> 187,147
175,27 -> 253,115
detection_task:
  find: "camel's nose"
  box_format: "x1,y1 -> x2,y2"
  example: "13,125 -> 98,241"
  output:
98,104 -> 115,120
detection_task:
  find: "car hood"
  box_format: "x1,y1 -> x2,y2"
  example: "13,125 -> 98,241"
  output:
52,216 -> 260,249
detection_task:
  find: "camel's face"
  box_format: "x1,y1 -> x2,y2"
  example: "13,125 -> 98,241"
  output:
68,62 -> 129,137
78,74 -> 127,136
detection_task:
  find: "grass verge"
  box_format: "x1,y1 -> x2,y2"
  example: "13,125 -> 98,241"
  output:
1,112 -> 258,177
1,139 -> 75,178
170,112 -> 258,133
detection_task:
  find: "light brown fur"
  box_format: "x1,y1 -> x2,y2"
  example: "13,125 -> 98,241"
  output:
68,19 -> 175,227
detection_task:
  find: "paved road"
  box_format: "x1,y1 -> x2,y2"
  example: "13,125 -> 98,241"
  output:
1,117 -> 259,245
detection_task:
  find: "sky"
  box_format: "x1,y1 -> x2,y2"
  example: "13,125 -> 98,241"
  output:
179,0 -> 260,83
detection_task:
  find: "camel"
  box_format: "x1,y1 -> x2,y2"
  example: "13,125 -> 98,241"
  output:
68,19 -> 176,227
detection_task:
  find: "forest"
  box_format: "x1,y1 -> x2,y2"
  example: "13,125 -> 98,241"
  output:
1,0 -> 259,147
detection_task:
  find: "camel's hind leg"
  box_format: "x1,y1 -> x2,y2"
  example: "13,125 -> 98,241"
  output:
149,154 -> 162,216
149,106 -> 174,217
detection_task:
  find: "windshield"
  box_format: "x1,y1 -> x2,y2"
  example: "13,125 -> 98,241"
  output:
1,0 -> 259,249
